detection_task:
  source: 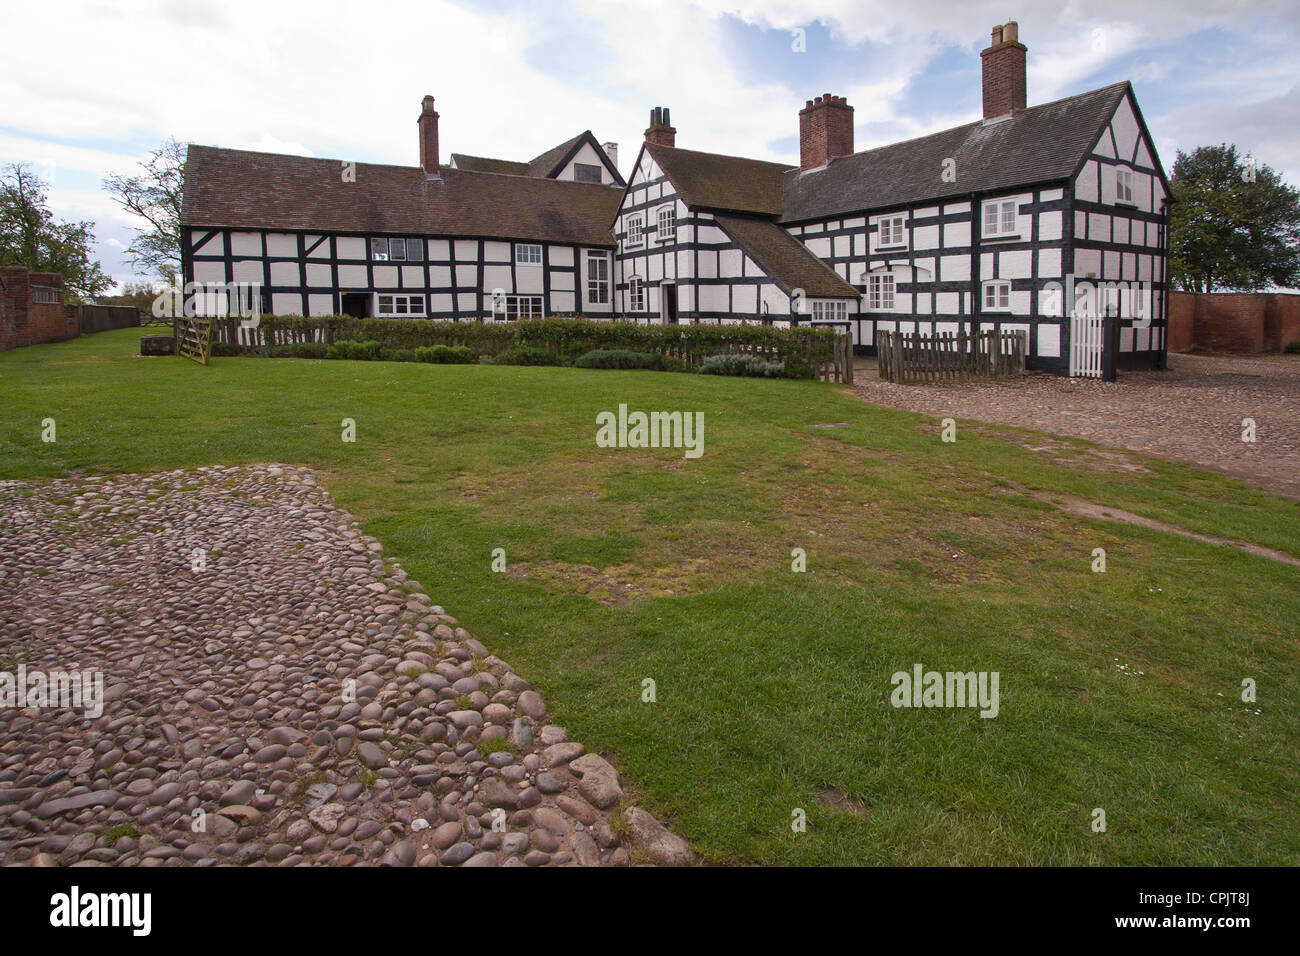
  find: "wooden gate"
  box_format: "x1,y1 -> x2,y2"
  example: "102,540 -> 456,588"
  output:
176,316 -> 214,365
1069,312 -> 1104,378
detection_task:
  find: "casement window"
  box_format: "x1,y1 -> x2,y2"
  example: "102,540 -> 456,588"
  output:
626,215 -> 644,248
371,238 -> 423,262
574,163 -> 602,184
811,300 -> 848,321
31,287 -> 61,304
876,215 -> 907,248
1116,167 -> 1135,204
982,280 -> 1011,311
628,277 -> 645,311
867,274 -> 895,311
656,205 -> 676,243
375,293 -> 427,317
586,251 -> 610,305
982,199 -> 1018,238
515,243 -> 543,265
506,295 -> 543,320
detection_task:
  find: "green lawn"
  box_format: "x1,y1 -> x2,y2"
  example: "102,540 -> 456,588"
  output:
2,327 -> 1298,865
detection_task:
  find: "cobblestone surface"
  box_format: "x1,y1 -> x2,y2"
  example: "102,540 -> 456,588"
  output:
0,464 -> 693,867
854,353 -> 1300,499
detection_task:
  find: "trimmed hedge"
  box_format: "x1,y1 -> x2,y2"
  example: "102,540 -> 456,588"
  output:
415,344 -> 475,364
211,314 -> 842,379
574,349 -> 666,371
494,345 -> 561,366
698,353 -> 787,377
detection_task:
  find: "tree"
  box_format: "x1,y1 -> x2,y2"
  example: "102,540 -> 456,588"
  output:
103,138 -> 186,284
1169,144 -> 1300,293
0,163 -> 112,301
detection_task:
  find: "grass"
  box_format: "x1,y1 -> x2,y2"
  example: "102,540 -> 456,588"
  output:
2,327 -> 1298,865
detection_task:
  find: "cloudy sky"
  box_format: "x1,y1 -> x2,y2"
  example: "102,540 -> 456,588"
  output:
2,0 -> 1298,289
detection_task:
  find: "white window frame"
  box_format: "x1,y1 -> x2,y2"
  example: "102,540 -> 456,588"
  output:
810,300 -> 848,322
628,277 -> 645,311
982,199 -> 1019,238
876,214 -> 907,249
626,215 -> 644,249
371,238 -> 421,262
500,295 -> 543,320
586,251 -> 609,305
515,243 -> 543,265
867,274 -> 895,311
982,280 -> 1011,312
1116,167 -> 1135,204
656,205 -> 676,243
375,293 -> 427,317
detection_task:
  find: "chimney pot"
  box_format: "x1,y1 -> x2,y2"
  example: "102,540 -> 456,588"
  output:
644,105 -> 676,147
981,22 -> 1027,119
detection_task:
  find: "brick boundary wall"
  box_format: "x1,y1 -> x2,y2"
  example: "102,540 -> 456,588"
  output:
1168,291 -> 1300,353
0,267 -> 79,353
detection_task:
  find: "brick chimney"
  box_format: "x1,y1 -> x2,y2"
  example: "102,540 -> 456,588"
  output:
418,95 -> 440,173
799,93 -> 854,171
981,21 -> 1027,120
645,107 -> 676,148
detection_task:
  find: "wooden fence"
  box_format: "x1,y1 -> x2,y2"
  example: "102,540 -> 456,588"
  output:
877,329 -> 1026,384
76,305 -> 140,334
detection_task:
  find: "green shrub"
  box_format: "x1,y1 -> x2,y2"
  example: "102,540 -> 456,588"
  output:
326,340 -> 381,361
379,347 -> 417,363
1285,341 -> 1300,354
698,353 -> 786,377
494,345 -> 560,366
414,345 -> 475,364
574,349 -> 663,370
271,341 -> 326,359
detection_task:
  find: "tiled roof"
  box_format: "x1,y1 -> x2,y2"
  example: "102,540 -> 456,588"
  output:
645,143 -> 793,216
449,154 -> 529,176
713,214 -> 859,298
182,146 -> 621,246
781,82 -> 1132,223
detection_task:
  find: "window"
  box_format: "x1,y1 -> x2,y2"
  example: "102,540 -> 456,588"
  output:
515,243 -> 542,265
983,281 -> 1011,311
574,163 -> 602,183
626,215 -> 644,248
371,238 -> 422,261
877,215 -> 907,248
1116,167 -> 1135,204
587,251 -> 609,305
811,300 -> 848,321
628,277 -> 645,311
31,287 -> 60,304
867,274 -> 895,311
375,294 -> 426,316
657,205 -> 676,243
982,199 -> 1018,238
500,295 -> 543,320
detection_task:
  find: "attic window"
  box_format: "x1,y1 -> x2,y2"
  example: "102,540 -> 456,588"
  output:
372,238 -> 423,261
1116,167 -> 1135,204
574,163 -> 602,183
515,244 -> 543,265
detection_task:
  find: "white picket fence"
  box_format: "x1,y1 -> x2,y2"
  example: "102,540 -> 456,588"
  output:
1070,312 -> 1104,378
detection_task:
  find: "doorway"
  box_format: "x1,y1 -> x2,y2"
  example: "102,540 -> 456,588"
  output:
341,293 -> 371,319
662,283 -> 678,324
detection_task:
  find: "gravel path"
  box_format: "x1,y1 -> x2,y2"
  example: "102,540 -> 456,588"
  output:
854,353 -> 1300,500
0,464 -> 692,867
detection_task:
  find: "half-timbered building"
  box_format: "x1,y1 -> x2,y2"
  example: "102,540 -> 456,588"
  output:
180,21 -> 1169,376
